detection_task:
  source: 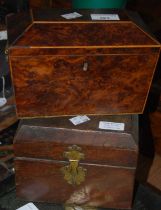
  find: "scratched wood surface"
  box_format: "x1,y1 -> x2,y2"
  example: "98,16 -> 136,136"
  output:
15,159 -> 135,209
14,115 -> 138,209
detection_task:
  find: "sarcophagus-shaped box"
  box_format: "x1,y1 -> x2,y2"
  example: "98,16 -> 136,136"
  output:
14,115 -> 138,209
8,9 -> 160,118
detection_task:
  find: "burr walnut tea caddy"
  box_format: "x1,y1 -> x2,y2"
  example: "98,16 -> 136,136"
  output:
7,9 -> 160,118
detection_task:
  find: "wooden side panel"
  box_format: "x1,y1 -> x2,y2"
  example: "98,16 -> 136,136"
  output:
15,159 -> 135,209
10,53 -> 158,117
7,11 -> 32,46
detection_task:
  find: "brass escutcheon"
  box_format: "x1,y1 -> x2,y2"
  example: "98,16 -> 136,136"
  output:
61,145 -> 86,185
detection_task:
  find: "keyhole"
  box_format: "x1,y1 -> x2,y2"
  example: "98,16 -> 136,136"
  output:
83,62 -> 88,71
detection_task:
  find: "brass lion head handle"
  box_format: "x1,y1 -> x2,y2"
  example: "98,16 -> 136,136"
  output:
61,145 -> 86,185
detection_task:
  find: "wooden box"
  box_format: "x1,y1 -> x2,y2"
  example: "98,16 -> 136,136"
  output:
7,9 -> 160,118
14,115 -> 138,209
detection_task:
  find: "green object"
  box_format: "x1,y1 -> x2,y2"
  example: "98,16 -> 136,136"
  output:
73,0 -> 127,9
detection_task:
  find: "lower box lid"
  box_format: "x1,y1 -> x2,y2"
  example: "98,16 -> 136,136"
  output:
14,115 -> 138,168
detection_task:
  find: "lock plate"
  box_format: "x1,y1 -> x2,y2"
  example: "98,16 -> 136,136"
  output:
61,145 -> 86,185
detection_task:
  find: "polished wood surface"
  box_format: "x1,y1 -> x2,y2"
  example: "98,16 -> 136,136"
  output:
14,115 -> 138,208
14,22 -> 159,47
7,9 -> 160,118
10,53 -> 158,118
15,159 -> 135,209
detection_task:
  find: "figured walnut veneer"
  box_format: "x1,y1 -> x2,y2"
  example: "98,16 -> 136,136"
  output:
10,53 -> 158,117
8,9 -> 160,118
14,22 -> 158,47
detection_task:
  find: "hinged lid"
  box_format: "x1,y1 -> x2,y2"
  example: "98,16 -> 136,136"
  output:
14,115 -> 138,167
7,9 -> 160,53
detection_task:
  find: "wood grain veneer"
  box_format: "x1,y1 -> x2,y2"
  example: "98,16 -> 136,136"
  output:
7,9 -> 160,118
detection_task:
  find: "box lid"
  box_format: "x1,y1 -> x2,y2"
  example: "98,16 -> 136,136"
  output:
14,115 -> 138,167
7,9 -> 160,50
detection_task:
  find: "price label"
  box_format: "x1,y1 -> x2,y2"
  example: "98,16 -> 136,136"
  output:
91,14 -> 120,20
99,121 -> 125,131
0,30 -> 7,40
16,203 -> 39,210
69,115 -> 90,125
61,12 -> 82,19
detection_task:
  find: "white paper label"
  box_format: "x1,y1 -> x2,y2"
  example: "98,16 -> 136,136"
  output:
99,121 -> 125,131
91,14 -> 120,20
0,97 -> 7,107
61,12 -> 82,19
69,115 -> 90,125
0,30 -> 7,40
17,203 -> 39,210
